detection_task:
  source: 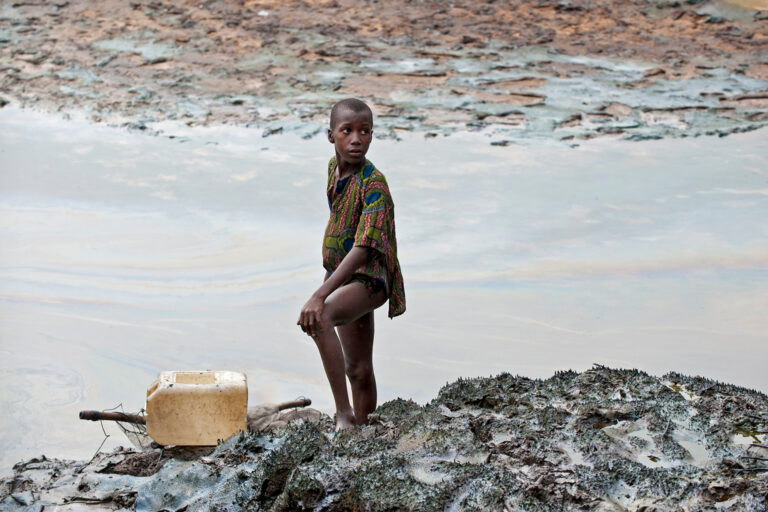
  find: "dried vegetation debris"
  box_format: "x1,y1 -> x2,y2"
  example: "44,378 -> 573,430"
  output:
2,367 -> 767,511
0,0 -> 766,141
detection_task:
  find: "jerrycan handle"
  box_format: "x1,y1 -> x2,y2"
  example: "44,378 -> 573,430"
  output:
79,410 -> 146,425
276,398 -> 312,411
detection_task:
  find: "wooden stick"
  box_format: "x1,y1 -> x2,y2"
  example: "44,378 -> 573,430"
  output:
276,398 -> 312,411
79,410 -> 146,425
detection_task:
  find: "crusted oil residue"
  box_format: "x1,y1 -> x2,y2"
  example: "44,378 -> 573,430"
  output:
3,367 -> 766,511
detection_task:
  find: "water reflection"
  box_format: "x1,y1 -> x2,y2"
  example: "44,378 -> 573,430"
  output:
1,107 -> 766,471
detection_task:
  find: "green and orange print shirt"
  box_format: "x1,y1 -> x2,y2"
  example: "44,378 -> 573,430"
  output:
323,156 -> 406,318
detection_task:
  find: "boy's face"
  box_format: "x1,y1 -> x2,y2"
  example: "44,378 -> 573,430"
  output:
328,108 -> 373,167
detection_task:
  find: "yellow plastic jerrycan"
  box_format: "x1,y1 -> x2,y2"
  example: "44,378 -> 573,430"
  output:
146,370 -> 247,446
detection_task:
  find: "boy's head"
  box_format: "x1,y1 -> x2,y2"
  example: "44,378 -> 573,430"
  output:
328,98 -> 374,167
329,98 -> 373,131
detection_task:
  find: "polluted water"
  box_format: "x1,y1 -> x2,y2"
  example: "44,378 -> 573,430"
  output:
0,107 -> 767,473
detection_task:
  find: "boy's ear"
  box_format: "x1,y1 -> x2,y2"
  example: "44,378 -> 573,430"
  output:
327,128 -> 334,143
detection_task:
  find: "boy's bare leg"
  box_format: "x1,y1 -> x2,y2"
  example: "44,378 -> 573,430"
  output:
311,282 -> 386,430
311,321 -> 356,430
338,311 -> 377,425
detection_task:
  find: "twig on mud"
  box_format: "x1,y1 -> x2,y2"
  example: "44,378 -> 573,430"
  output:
740,456 -> 768,462
93,418 -> 111,457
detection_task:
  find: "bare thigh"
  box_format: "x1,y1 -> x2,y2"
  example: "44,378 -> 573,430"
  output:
323,281 -> 387,328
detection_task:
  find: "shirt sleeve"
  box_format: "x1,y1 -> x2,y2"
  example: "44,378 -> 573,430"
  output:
354,174 -> 393,255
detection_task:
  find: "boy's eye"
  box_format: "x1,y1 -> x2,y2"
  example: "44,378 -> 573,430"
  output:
361,129 -> 369,135
341,128 -> 350,134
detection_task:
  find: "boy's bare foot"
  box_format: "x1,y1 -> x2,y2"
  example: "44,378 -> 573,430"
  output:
335,411 -> 356,431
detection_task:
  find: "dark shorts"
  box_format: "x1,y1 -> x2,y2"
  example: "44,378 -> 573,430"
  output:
348,274 -> 387,297
326,270 -> 387,297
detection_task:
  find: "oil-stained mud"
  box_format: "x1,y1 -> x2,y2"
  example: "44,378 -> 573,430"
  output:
1,0 -> 767,142
2,367 -> 766,511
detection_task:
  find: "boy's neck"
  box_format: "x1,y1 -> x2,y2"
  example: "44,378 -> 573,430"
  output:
336,156 -> 364,178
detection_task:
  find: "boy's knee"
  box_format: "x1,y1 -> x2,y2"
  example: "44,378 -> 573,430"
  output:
345,362 -> 374,385
309,311 -> 333,342
318,307 -> 335,332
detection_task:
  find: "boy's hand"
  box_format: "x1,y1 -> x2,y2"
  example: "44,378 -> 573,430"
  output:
298,295 -> 325,338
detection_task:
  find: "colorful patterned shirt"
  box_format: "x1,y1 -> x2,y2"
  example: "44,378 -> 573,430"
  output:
323,156 -> 406,318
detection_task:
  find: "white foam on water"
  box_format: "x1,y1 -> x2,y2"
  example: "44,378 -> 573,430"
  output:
661,380 -> 701,402
607,480 -> 637,509
672,426 -> 710,468
557,441 -> 592,468
408,461 -> 450,486
602,419 -> 682,469
491,432 -> 515,444
730,431 -> 763,448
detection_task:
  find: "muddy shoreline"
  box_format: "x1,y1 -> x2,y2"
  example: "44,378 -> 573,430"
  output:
2,367 -> 767,511
1,0 -> 767,142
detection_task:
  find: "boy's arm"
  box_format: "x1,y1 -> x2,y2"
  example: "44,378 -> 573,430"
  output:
298,247 -> 370,334
314,246 -> 368,299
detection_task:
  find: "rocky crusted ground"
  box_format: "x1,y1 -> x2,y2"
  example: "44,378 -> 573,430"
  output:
1,0 -> 767,141
2,367 -> 767,511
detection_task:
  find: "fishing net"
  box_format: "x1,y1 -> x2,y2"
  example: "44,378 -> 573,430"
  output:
94,404 -> 153,453
116,417 -> 153,451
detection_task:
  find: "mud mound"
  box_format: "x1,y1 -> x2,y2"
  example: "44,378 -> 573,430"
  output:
2,367 -> 766,511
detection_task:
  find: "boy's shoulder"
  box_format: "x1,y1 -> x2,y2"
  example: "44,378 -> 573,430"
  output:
359,159 -> 388,186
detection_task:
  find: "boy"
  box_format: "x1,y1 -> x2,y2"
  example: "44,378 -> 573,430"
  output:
297,98 -> 405,430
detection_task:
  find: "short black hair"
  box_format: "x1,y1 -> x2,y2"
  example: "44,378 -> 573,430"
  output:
329,98 -> 373,129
